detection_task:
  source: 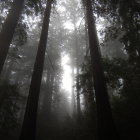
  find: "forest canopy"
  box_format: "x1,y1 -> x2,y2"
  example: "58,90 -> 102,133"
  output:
0,0 -> 140,140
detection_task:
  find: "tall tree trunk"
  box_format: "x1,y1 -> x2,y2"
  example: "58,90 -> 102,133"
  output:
20,1 -> 52,140
0,0 -> 24,75
84,0 -> 119,139
74,25 -> 82,123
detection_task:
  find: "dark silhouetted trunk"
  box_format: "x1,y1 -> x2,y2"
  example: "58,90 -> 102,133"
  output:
0,0 -> 24,75
20,1 -> 52,140
84,0 -> 119,139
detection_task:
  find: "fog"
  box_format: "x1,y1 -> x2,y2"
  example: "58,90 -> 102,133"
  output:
0,0 -> 139,140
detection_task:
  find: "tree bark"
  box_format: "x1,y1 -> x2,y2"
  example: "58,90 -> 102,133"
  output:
0,0 -> 24,75
20,1 -> 52,140
84,0 -> 119,139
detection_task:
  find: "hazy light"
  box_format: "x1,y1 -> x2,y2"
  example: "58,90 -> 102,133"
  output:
63,21 -> 74,30
61,55 -> 72,93
57,6 -> 66,12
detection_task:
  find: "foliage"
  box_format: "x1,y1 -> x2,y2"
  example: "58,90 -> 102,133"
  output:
96,0 -> 140,62
0,81 -> 23,140
0,0 -> 140,139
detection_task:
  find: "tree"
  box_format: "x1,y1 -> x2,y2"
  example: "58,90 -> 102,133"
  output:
0,0 -> 25,75
72,15 -> 82,123
83,0 -> 119,139
20,1 -> 53,140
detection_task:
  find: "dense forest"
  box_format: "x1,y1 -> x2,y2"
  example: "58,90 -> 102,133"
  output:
0,0 -> 140,140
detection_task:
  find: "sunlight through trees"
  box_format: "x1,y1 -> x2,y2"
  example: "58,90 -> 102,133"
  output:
0,0 -> 140,140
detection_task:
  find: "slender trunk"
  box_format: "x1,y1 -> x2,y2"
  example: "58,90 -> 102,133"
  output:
84,8 -> 89,53
75,27 -> 82,123
85,0 -> 119,139
20,1 -> 52,140
76,66 -> 81,122
0,0 -> 24,75
71,62 -> 76,116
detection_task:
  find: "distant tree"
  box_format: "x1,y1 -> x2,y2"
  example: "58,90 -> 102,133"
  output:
73,19 -> 82,123
83,0 -> 119,139
20,0 -> 53,140
61,0 -> 84,122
